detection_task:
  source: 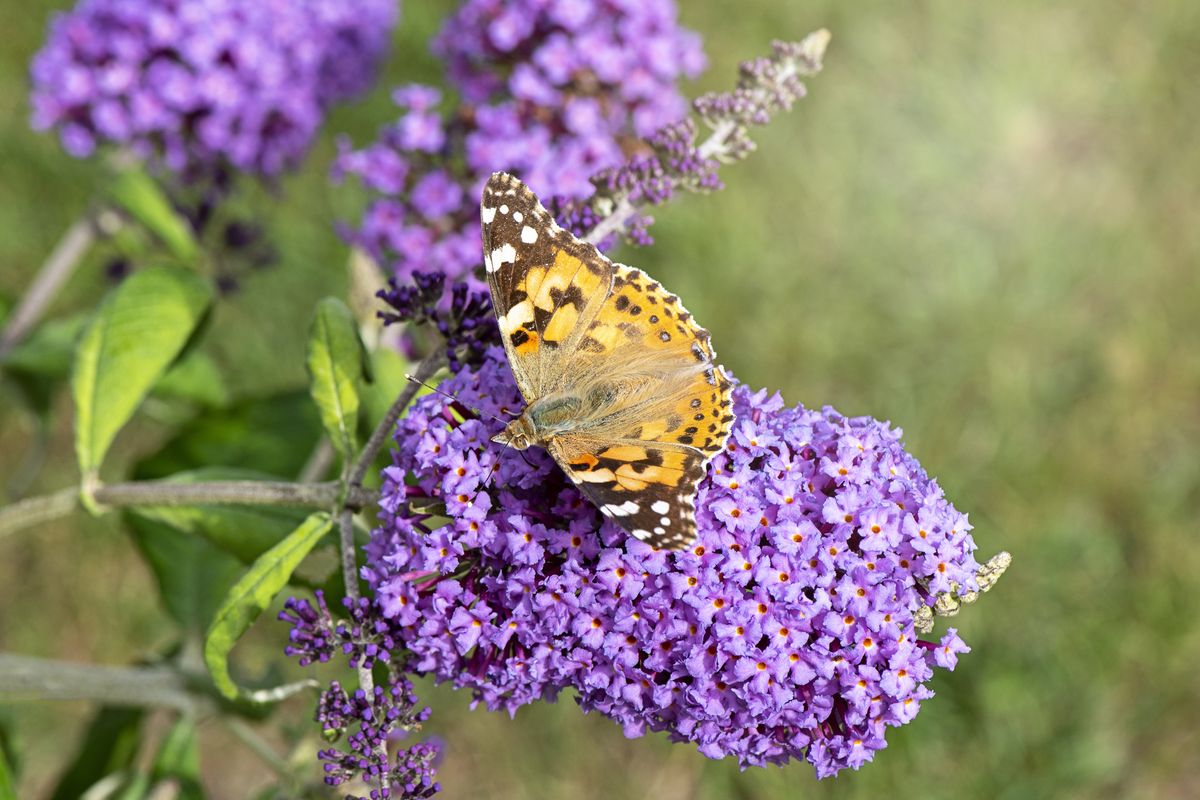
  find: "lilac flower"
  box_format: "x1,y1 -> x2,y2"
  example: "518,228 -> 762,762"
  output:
315,677 -> 440,799
335,0 -> 704,299
364,346 -> 983,777
280,591 -> 397,671
30,0 -> 398,177
555,32 -> 832,248
376,271 -> 497,373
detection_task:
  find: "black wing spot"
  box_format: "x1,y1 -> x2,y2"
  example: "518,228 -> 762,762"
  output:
511,330 -> 530,348
660,331 -> 671,342
666,414 -> 682,431
690,398 -> 702,409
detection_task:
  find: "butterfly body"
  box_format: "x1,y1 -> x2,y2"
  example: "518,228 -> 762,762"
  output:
481,173 -> 735,550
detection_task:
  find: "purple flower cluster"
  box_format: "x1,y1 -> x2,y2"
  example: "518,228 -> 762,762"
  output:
334,0 -> 704,298
364,347 -> 979,777
280,591 -> 397,671
30,0 -> 398,176
433,0 -> 705,145
556,32 -> 832,248
284,594 -> 441,798
376,270 -> 497,373
315,678 -> 440,799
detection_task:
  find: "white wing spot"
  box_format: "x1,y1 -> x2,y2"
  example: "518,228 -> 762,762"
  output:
499,204 -> 509,214
487,243 -> 517,273
602,500 -> 640,517
521,225 -> 538,244
513,211 -> 523,223
651,500 -> 670,514
481,206 -> 496,224
632,529 -> 652,540
653,526 -> 665,535
660,516 -> 671,526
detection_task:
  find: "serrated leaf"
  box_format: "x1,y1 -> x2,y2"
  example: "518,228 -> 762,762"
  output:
147,717 -> 203,800
153,350 -> 230,408
133,390 -> 321,481
204,512 -> 332,700
72,266 -> 212,483
108,167 -> 196,261
50,707 -> 144,800
306,298 -> 366,461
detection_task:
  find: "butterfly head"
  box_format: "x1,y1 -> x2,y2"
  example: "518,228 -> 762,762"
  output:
492,415 -> 534,451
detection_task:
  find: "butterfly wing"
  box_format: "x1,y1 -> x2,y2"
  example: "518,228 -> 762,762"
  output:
480,172 -> 614,400
548,263 -> 735,549
548,435 -> 711,550
480,173 -> 736,551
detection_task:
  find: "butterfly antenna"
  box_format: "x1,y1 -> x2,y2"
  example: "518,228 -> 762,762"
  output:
404,373 -> 511,426
403,374 -> 518,504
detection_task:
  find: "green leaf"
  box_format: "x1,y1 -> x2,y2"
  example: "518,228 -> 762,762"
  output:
305,298 -> 366,461
360,347 -> 413,489
72,266 -> 213,483
0,712 -> 18,800
0,314 -> 86,378
110,773 -> 150,800
148,717 -> 203,800
133,390 -> 321,481
153,350 -> 230,409
50,707 -> 144,800
361,346 -> 410,434
1,315 -> 87,421
204,512 -> 332,700
126,513 -> 245,633
108,167 -> 197,261
0,744 -> 14,800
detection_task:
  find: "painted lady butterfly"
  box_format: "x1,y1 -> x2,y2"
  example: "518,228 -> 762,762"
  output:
481,173 -> 735,550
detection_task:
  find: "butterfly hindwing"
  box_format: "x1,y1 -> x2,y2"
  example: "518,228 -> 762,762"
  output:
549,437 -> 706,550
588,264 -> 735,457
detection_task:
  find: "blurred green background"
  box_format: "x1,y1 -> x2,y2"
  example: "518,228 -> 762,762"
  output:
3,0 -> 1199,797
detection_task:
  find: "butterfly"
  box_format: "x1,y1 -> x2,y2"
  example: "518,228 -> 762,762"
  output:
480,172 -> 735,550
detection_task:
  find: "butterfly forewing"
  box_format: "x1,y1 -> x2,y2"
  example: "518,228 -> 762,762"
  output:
481,174 -> 613,399
480,172 -> 735,550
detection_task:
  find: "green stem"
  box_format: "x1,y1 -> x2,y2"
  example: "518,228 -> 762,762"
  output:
0,654 -> 206,711
338,351 -> 445,600
223,718 -> 293,780
0,207 -> 122,359
0,479 -> 376,539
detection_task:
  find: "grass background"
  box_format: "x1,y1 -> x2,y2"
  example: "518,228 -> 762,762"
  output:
3,0 -> 1199,797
